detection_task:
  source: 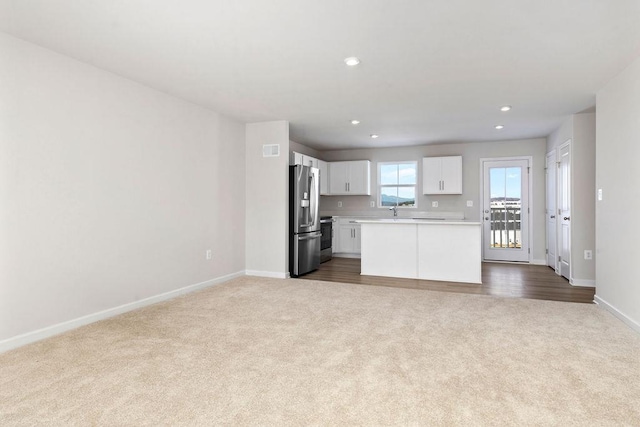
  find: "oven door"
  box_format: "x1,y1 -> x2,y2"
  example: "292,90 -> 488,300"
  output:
320,222 -> 332,250
320,221 -> 333,263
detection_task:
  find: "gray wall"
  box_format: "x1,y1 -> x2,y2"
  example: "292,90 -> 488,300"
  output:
0,33 -> 247,343
320,138 -> 547,262
596,54 -> 640,330
547,113 -> 596,284
245,121 -> 290,277
290,140 -> 320,159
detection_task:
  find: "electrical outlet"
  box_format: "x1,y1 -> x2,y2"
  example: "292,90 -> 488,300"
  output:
466,200 -> 473,207
597,189 -> 603,201
337,201 -> 343,208
584,250 -> 592,260
370,201 -> 375,208
432,201 -> 438,208
206,249 -> 212,260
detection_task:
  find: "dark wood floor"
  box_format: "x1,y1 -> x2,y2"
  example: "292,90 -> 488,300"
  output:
300,257 -> 595,304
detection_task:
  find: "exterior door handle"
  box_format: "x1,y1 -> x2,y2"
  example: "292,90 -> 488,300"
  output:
550,215 -> 556,218
484,217 -> 489,220
564,216 -> 570,220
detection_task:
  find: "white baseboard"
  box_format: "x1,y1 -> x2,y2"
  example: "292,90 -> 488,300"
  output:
531,259 -> 547,266
245,270 -> 288,279
594,295 -> 640,334
570,278 -> 596,288
333,253 -> 361,259
0,270 -> 245,354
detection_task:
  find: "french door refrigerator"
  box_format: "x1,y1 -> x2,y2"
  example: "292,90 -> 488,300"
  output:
289,164 -> 321,277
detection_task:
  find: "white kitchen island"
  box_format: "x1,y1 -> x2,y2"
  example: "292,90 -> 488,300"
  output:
358,219 -> 482,284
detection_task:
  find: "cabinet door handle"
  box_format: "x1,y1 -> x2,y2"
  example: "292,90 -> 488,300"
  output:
442,180 -> 445,191
345,183 -> 347,191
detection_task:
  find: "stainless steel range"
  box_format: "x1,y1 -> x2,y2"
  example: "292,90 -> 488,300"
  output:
320,216 -> 333,263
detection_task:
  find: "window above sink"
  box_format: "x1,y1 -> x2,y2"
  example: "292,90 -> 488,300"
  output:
378,161 -> 417,209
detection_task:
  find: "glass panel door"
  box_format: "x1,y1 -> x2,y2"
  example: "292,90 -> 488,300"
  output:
483,159 -> 530,262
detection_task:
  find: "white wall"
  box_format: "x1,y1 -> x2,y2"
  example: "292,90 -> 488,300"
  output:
595,54 -> 640,331
0,33 -> 246,345
572,114 -> 596,283
320,139 -> 547,262
547,116 -> 573,152
245,121 -> 289,277
547,113 -> 596,284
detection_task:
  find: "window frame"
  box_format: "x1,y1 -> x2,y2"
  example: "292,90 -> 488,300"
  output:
377,161 -> 418,209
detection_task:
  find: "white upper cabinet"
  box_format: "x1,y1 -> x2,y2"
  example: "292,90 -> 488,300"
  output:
318,160 -> 329,195
422,156 -> 462,194
329,160 -> 371,195
290,151 -> 319,169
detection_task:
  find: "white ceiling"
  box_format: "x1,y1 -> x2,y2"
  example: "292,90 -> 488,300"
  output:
2,1 -> 640,151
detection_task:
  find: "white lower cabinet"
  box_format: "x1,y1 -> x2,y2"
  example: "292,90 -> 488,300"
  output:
359,221 -> 482,283
335,218 -> 361,255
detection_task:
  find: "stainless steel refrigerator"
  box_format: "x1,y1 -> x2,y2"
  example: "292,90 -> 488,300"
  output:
289,164 -> 321,277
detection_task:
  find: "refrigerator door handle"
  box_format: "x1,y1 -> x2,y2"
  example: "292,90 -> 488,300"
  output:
298,231 -> 322,240
309,173 -> 316,227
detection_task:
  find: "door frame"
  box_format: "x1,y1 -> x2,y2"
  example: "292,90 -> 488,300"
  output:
545,150 -> 558,272
557,139 -> 572,280
479,156 -> 534,263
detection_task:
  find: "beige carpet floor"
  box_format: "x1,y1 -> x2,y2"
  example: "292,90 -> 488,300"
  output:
1,276 -> 640,426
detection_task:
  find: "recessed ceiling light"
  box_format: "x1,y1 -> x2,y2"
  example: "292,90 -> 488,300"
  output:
495,125 -> 505,130
370,134 -> 379,139
344,57 -> 360,66
500,105 -> 512,112
351,120 -> 360,125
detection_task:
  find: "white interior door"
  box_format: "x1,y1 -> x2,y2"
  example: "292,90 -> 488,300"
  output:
558,141 -> 571,279
482,159 -> 530,262
546,152 -> 557,270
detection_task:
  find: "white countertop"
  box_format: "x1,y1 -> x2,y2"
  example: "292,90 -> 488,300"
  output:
356,218 -> 481,225
323,210 -> 467,221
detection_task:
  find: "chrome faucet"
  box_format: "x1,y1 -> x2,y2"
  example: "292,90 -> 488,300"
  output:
389,206 -> 398,217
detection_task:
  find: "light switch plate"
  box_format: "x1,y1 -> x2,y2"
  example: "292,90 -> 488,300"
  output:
597,189 -> 602,201
432,201 -> 438,208
370,201 -> 375,207
337,201 -> 343,208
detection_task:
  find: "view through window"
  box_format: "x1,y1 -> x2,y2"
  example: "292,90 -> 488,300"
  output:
490,167 -> 522,248
378,162 -> 417,207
